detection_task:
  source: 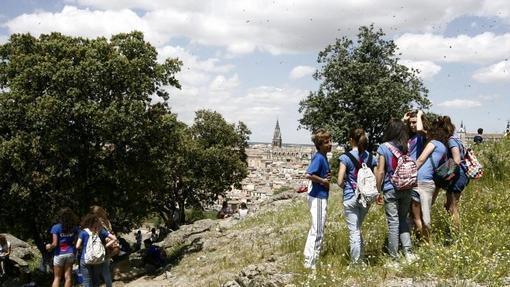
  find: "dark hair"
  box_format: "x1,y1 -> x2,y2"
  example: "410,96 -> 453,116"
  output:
477,128 -> 483,134
443,115 -> 456,137
59,207 -> 78,233
0,234 -> 6,246
222,201 -> 228,208
427,116 -> 450,145
240,202 -> 247,209
383,119 -> 409,153
349,128 -> 368,153
311,128 -> 332,150
80,213 -> 100,229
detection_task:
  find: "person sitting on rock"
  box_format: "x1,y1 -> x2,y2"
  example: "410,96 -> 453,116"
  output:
142,239 -> 167,269
217,201 -> 233,219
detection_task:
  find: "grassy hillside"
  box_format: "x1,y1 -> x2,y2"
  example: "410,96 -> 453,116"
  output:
232,138 -> 510,286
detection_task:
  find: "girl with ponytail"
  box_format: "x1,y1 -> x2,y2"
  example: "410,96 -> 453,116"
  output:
337,128 -> 377,264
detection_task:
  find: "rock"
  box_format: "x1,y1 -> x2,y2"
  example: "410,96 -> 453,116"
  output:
1,233 -> 38,260
229,263 -> 293,287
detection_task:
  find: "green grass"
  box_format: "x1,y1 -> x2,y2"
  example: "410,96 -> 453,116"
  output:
231,138 -> 510,286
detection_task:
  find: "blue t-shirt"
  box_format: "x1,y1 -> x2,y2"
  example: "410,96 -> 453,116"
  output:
50,223 -> 79,256
79,228 -> 109,262
377,142 -> 404,192
448,136 -> 468,173
339,149 -> 377,201
418,140 -> 447,181
408,134 -> 425,160
306,152 -> 331,199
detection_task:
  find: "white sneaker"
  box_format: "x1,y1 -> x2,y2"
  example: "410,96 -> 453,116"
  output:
405,253 -> 419,263
304,262 -> 316,270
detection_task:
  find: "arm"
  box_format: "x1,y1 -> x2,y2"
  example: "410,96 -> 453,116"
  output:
105,233 -> 118,248
45,234 -> 58,251
450,146 -> 462,165
305,173 -> 329,190
76,238 -> 82,250
337,163 -> 347,188
416,142 -> 435,169
375,154 -> 385,192
416,110 -> 426,135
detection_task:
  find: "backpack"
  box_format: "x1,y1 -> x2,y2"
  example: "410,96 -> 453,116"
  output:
430,154 -> 459,189
464,148 -> 483,179
344,152 -> 378,207
384,143 -> 417,191
84,228 -> 105,265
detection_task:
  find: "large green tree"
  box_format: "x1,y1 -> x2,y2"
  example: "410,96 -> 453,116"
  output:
0,32 -> 182,248
151,110 -> 250,227
299,25 -> 430,148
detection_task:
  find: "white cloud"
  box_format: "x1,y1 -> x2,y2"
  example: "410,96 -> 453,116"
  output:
209,74 -> 240,91
0,35 -> 8,45
472,60 -> 510,83
395,32 -> 510,64
5,1 -> 505,55
289,65 -> 315,80
438,99 -> 482,108
399,60 -> 441,79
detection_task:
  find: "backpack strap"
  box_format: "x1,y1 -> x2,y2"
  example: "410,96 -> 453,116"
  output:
385,142 -> 402,158
344,152 -> 361,170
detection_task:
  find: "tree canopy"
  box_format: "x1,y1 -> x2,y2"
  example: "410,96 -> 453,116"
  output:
298,25 -> 430,148
0,32 -> 249,246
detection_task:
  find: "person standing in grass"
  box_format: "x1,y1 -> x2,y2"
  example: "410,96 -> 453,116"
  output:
46,207 -> 80,287
337,128 -> 377,264
442,116 -> 470,236
303,128 -> 332,269
414,117 -> 449,243
375,119 -> 416,262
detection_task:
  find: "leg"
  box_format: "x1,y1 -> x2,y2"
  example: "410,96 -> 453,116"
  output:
383,190 -> 400,259
344,197 -> 363,263
80,261 -> 93,287
411,199 -> 423,238
101,258 -> 113,287
397,190 -> 413,254
63,262 -> 73,287
417,181 -> 435,243
303,196 -> 319,267
52,265 -> 63,287
446,191 -> 462,232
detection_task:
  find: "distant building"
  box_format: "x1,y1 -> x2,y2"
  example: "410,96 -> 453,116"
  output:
458,121 -> 507,144
272,119 -> 282,148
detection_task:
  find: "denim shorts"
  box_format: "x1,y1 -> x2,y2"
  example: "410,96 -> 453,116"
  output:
411,190 -> 420,202
53,253 -> 75,266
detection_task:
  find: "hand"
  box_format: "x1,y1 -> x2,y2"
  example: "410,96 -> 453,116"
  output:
322,178 -> 330,190
376,193 -> 384,205
402,112 -> 410,121
45,243 -> 52,251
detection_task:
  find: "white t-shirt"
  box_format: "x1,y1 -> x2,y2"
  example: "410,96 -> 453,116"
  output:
238,209 -> 248,219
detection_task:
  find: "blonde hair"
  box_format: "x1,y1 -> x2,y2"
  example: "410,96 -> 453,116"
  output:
90,205 -> 112,231
311,128 -> 331,150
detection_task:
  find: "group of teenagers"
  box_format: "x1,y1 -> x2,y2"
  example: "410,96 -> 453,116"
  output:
303,111 -> 472,269
45,206 -> 118,287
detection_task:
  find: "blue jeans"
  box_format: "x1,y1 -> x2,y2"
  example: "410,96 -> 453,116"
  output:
101,258 -> 112,287
80,261 -> 102,287
383,189 -> 413,259
343,195 -> 369,263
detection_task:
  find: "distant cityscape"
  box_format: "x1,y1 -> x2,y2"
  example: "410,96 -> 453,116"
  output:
222,119 -> 510,210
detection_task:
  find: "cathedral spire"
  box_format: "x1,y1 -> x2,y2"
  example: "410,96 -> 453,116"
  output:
272,119 -> 282,148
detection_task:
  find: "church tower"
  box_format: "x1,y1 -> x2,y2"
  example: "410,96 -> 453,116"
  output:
272,119 -> 282,148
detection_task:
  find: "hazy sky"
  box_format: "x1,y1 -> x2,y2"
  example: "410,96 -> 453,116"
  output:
1,0 -> 509,144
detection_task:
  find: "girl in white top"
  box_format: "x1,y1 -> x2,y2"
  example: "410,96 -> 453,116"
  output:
0,234 -> 11,277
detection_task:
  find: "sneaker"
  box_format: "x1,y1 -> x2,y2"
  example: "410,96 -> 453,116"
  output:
303,262 -> 316,270
404,253 -> 418,263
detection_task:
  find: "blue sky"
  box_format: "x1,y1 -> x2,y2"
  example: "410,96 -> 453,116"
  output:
1,0 -> 509,144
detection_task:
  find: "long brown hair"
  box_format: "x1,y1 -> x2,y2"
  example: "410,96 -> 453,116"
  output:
349,128 -> 368,153
427,116 -> 450,145
59,207 -> 78,233
90,205 -> 112,231
383,119 -> 409,153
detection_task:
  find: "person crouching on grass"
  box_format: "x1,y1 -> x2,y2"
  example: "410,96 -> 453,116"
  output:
303,128 -> 332,270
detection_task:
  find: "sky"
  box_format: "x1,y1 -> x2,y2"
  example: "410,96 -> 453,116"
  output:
1,0 -> 509,144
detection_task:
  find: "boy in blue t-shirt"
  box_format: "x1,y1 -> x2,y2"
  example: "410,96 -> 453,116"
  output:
303,128 -> 332,269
